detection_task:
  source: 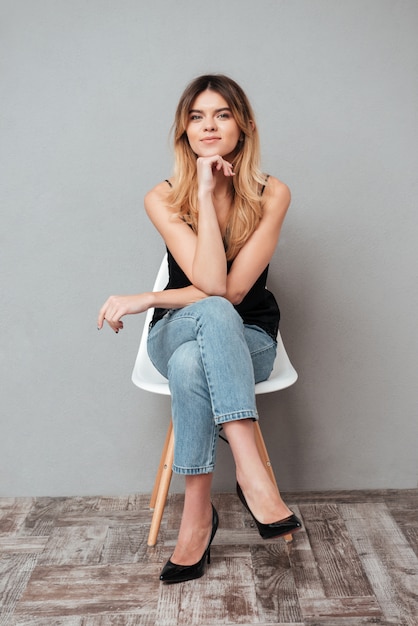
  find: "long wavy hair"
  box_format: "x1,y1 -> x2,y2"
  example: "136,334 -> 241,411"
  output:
168,74 -> 266,260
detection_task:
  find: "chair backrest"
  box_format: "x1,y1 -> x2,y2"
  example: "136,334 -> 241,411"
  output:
132,254 -> 171,395
132,255 -> 297,395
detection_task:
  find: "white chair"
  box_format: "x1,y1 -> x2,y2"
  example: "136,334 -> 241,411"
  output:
132,255 -> 298,546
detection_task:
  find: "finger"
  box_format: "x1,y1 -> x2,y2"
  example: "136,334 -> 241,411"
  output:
97,301 -> 122,332
97,304 -> 108,329
115,320 -> 124,333
105,299 -> 126,324
107,318 -> 124,333
97,295 -> 119,329
224,162 -> 234,177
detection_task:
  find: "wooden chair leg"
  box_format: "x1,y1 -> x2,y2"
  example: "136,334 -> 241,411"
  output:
253,422 -> 293,543
149,421 -> 173,510
147,422 -> 174,547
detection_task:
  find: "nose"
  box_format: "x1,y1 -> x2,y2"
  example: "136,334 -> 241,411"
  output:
204,117 -> 217,131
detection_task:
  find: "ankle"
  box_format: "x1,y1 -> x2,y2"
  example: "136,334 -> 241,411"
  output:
236,478 -> 292,522
171,505 -> 215,566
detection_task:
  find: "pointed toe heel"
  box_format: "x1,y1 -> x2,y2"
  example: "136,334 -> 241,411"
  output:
236,483 -> 302,540
159,504 -> 219,584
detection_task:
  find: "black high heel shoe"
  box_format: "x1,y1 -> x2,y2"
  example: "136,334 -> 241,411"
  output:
236,483 -> 302,540
159,504 -> 219,584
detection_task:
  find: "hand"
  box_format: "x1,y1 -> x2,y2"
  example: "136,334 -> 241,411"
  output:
97,293 -> 152,333
196,155 -> 234,194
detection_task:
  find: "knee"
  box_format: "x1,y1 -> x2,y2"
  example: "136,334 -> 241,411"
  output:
199,296 -> 239,321
167,341 -> 203,385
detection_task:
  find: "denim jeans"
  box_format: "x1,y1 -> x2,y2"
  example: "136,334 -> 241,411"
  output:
147,297 -> 277,475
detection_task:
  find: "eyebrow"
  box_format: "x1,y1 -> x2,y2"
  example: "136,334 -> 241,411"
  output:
189,107 -> 232,114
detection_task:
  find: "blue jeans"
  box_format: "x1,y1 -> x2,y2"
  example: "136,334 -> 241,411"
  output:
147,297 -> 277,475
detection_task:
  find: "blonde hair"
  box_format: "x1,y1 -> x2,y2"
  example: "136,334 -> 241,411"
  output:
168,74 -> 266,260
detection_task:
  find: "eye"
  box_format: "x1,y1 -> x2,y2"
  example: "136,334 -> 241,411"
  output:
189,114 -> 202,121
217,112 -> 231,119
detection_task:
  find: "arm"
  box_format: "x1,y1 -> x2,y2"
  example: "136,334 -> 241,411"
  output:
145,156 -> 234,296
98,165 -> 227,334
225,176 -> 291,304
192,156 -> 234,293
97,285 -> 207,333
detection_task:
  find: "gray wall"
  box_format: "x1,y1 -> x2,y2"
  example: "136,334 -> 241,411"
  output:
1,0 -> 417,497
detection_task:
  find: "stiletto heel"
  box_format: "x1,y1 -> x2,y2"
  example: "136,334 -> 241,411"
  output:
159,504 -> 219,583
236,483 -> 302,540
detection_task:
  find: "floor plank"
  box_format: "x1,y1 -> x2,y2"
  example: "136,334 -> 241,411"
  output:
0,554 -> 38,626
251,542 -> 303,624
14,563 -> 160,618
0,536 -> 48,554
0,499 -> 33,536
299,503 -> 375,599
37,525 -> 109,565
286,505 -> 326,602
387,500 -> 418,558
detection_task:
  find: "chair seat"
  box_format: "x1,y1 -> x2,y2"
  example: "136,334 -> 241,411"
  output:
132,329 -> 297,395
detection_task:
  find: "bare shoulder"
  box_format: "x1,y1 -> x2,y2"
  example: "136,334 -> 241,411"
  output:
264,175 -> 291,204
262,175 -> 291,220
144,180 -> 172,218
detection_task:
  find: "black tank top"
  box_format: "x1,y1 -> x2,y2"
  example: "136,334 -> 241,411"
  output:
150,179 -> 280,339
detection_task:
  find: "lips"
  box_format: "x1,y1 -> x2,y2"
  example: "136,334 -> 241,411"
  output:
201,137 -> 221,142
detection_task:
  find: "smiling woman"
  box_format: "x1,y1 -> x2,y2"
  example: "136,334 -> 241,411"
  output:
186,93 -> 241,160
168,75 -> 267,264
97,74 -> 298,584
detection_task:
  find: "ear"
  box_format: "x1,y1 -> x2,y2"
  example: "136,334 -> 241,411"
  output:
249,120 -> 255,131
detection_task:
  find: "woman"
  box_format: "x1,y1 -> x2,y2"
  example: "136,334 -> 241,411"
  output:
98,74 -> 301,584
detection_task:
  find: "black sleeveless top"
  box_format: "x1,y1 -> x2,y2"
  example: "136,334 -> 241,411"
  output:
150,179 -> 280,340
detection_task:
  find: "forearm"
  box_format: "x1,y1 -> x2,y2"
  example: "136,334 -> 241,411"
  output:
192,190 -> 227,294
97,285 -> 210,333
149,285 -> 209,310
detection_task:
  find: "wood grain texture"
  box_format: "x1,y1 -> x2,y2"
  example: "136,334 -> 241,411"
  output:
251,542 -> 302,624
15,563 -> 160,617
340,502 -> 418,626
0,490 -> 417,625
298,503 -> 374,598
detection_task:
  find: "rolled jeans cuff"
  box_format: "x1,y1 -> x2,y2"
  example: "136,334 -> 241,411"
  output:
215,409 -> 259,426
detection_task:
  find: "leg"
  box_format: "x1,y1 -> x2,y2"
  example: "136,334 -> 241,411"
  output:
170,473 -> 214,565
167,340 -> 220,475
148,298 -> 260,429
216,322 -> 293,525
253,423 -> 294,542
165,340 -> 218,563
222,418 -> 293,524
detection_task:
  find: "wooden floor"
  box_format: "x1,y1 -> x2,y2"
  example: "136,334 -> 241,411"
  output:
0,489 -> 417,626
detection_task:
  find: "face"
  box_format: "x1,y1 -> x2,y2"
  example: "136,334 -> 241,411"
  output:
186,90 -> 241,159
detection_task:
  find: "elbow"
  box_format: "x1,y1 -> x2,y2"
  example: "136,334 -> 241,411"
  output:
195,279 -> 227,298
227,289 -> 246,306
209,283 -> 227,298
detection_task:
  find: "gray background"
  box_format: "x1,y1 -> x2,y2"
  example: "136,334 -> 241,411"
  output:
1,0 -> 417,497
